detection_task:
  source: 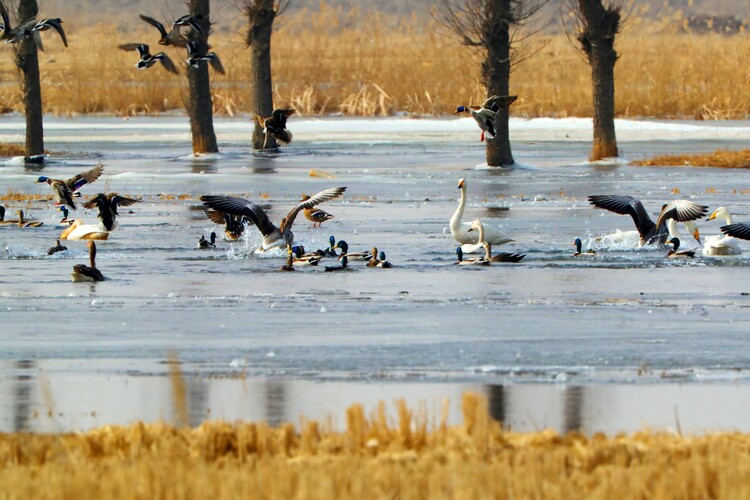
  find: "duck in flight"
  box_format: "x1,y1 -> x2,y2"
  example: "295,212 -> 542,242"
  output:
588,195 -> 708,247
36,164 -> 104,209
119,43 -> 179,74
454,95 -> 517,142
204,209 -> 247,241
139,14 -> 189,47
84,192 -> 140,231
200,187 -> 347,253
257,108 -> 295,149
186,40 -> 224,74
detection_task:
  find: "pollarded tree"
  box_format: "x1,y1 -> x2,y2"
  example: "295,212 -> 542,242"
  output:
245,0 -> 288,150
565,0 -> 625,161
439,0 -> 548,167
185,0 -> 219,154
14,0 -> 43,162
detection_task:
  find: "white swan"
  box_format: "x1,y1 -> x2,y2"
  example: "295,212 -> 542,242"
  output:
450,178 -> 512,251
703,207 -> 742,256
60,220 -> 110,241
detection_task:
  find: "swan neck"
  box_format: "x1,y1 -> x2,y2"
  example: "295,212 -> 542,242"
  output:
477,221 -> 485,243
450,186 -> 467,228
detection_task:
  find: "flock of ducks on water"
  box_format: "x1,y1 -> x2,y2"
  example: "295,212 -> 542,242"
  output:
4,86 -> 750,277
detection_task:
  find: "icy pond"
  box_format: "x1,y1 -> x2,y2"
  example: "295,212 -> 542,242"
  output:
2,115 -> 750,434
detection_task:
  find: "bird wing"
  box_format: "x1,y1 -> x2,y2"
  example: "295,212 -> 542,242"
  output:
111,194 -> 140,212
281,187 -> 346,232
119,43 -> 149,57
156,53 -> 179,74
0,2 -> 9,36
271,109 -> 296,123
208,53 -> 225,74
139,14 -> 168,38
200,195 -> 278,236
483,95 -> 517,110
655,199 -> 709,228
54,181 -> 77,209
588,195 -> 655,239
66,164 -> 104,191
47,18 -> 67,47
720,223 -> 750,241
33,30 -> 44,52
204,208 -> 228,225
83,193 -> 106,211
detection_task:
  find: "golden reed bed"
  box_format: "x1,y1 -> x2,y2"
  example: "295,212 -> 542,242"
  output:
2,393 -> 750,499
0,6 -> 745,119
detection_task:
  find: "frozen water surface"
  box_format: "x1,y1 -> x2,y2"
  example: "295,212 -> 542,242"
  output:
2,115 -> 750,433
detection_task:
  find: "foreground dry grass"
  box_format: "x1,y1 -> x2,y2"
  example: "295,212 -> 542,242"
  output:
2,393 -> 750,499
632,148 -> 750,168
0,7 -> 745,119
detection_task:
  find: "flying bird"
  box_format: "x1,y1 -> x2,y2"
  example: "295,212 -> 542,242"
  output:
454,95 -> 517,142
203,208 -> 247,241
84,192 -> 140,231
36,164 -> 105,209
119,43 -> 179,74
31,18 -> 67,47
200,187 -> 347,253
138,14 -> 188,48
257,108 -> 295,149
186,40 -> 224,74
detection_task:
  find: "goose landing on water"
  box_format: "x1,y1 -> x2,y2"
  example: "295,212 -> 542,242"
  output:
451,178 -> 512,251
200,187 -> 346,253
588,195 -> 708,247
454,95 -> 517,142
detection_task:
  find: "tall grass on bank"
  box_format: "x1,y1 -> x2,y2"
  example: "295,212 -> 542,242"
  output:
0,5 -> 747,118
2,393 -> 750,498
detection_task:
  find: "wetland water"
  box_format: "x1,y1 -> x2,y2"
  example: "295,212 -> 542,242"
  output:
2,115 -> 750,434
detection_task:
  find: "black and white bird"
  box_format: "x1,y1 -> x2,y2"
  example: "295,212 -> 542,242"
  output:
588,195 -> 708,247
200,187 -> 347,253
186,40 -> 224,74
31,18 -> 67,47
84,192 -> 140,231
173,14 -> 206,33
119,43 -> 179,74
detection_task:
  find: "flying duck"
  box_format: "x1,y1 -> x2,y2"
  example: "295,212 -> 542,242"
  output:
35,164 -> 104,209
119,43 -> 179,74
71,241 -> 106,282
257,108 -> 295,149
138,14 -> 189,47
84,192 -> 140,231
588,195 -> 708,247
173,14 -> 206,33
200,187 -> 347,253
186,40 -> 224,74
31,18 -> 67,47
454,95 -> 517,142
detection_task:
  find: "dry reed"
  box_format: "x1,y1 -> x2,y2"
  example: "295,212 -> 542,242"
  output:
2,393 -> 750,499
0,6 -> 744,119
632,148 -> 750,168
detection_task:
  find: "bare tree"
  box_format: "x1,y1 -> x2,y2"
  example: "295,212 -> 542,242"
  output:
245,0 -> 288,150
565,0 -> 624,161
185,0 -> 219,154
438,0 -> 548,167
15,0 -> 43,162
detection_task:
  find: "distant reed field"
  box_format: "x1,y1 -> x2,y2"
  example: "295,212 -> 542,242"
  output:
1,393 -> 749,499
0,6 -> 745,119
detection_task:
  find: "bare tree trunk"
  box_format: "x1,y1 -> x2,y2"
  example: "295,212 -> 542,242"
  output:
577,0 -> 619,160
15,0 -> 43,162
185,0 -> 218,154
246,0 -> 277,150
484,0 -> 514,167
